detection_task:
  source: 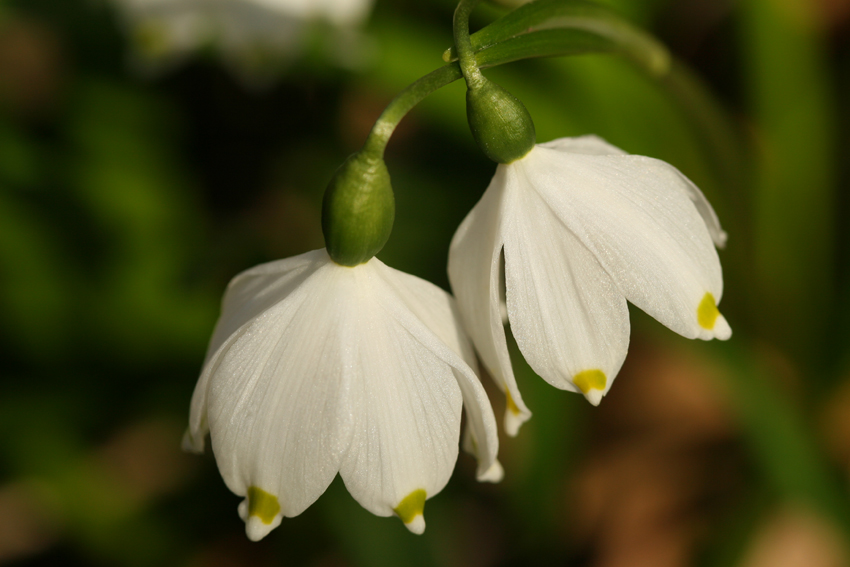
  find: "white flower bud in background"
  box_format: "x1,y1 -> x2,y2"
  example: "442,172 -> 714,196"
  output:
109,0 -> 376,84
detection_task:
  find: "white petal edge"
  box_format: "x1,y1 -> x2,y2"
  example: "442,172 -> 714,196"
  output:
541,136 -> 727,248
539,134 -> 628,156
462,427 -> 504,483
449,170 -> 532,436
378,263 -> 500,480
678,173 -> 728,248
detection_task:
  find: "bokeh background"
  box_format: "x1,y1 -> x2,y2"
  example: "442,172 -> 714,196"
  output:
1,0 -> 849,565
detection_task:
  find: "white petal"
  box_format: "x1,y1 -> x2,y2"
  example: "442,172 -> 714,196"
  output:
238,490 -> 283,541
337,261 -> 465,532
678,174 -> 728,248
203,254 -> 352,531
477,459 -> 504,483
501,165 -> 630,404
539,134 -> 628,156
449,170 -> 532,436
453,364 -> 501,481
542,136 -> 727,248
206,249 -> 326,362
380,264 -> 476,367
378,264 -> 500,481
462,427 -> 504,483
185,250 -> 325,454
519,145 -> 729,341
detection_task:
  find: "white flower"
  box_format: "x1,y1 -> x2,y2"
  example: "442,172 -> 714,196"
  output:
448,135 -> 731,435
184,248 -> 500,540
111,0 -> 375,79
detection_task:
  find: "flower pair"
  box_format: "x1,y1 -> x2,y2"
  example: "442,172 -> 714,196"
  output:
185,135 -> 731,539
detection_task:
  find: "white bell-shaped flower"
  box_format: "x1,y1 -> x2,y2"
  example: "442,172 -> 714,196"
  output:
184,249 -> 500,540
112,0 -> 375,79
448,136 -> 731,435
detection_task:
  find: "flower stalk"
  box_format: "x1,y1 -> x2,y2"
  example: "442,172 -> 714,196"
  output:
453,0 -> 485,90
322,64 -> 464,266
362,64 -> 463,158
454,0 -> 536,163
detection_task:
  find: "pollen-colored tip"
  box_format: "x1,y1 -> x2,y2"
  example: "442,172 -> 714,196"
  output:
697,292 -> 720,330
505,391 -> 520,415
247,486 -> 281,523
573,370 -> 607,405
477,459 -> 504,483
238,486 -> 282,540
697,292 -> 731,340
394,489 -> 427,534
503,391 -> 530,437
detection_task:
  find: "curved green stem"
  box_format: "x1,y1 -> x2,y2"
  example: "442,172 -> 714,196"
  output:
362,63 -> 463,158
453,0 -> 484,89
360,0 -> 674,160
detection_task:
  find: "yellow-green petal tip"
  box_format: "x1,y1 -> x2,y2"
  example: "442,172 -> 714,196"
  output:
697,292 -> 720,330
394,489 -> 426,534
247,486 -> 281,525
573,369 -> 607,395
505,391 -> 520,416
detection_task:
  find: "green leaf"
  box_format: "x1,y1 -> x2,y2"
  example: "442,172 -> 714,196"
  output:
473,28 -> 622,67
444,0 -> 669,76
739,0 -> 837,373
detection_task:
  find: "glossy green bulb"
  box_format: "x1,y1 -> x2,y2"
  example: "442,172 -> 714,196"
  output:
466,76 -> 536,164
322,151 -> 395,266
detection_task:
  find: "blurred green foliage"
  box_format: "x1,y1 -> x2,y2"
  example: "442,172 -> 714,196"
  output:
0,0 -> 849,566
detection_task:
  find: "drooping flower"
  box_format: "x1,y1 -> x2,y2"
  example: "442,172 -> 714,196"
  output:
448,135 -> 731,435
184,248 -> 500,540
111,0 -> 375,81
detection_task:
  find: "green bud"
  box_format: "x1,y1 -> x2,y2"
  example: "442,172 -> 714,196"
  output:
322,151 -> 394,266
466,76 -> 536,164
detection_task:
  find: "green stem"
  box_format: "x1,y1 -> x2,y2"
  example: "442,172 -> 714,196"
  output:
363,63 -> 463,158
453,0 -> 484,89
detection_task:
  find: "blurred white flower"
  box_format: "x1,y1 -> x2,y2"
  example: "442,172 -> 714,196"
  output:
448,135 -> 731,435
111,0 -> 375,80
184,248 -> 500,540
